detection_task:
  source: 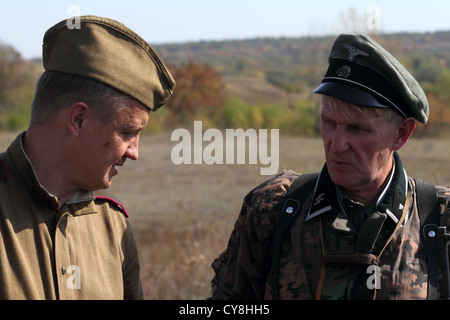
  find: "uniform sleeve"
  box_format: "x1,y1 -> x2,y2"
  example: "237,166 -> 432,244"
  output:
121,219 -> 144,300
210,172 -> 298,300
210,195 -> 273,299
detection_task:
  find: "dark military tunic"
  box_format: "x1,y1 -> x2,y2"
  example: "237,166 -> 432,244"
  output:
211,153 -> 450,300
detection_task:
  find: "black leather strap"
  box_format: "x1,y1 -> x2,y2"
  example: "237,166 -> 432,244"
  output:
416,179 -> 440,300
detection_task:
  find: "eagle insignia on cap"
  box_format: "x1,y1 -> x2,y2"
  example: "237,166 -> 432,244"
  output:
336,65 -> 351,78
343,43 -> 369,61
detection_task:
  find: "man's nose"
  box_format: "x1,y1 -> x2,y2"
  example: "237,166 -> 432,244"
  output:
329,127 -> 350,154
125,136 -> 140,160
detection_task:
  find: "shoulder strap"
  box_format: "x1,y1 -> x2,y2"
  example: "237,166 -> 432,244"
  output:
415,179 -> 440,300
268,173 -> 318,299
93,189 -> 129,218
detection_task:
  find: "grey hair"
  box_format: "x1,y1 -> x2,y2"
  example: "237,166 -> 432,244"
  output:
319,94 -> 404,125
30,71 -> 131,125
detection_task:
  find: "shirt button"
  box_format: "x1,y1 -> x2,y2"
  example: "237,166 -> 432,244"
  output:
61,266 -> 66,275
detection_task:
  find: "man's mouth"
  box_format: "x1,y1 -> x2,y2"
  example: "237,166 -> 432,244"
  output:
330,159 -> 353,170
112,159 -> 126,175
111,165 -> 119,175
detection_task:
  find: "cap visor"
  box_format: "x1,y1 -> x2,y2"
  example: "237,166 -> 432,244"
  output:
313,82 -> 390,108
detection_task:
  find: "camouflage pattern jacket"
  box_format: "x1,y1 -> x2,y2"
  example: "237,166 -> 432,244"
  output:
211,154 -> 450,300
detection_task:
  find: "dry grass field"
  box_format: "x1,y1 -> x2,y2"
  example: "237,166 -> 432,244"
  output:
1,130 -> 449,299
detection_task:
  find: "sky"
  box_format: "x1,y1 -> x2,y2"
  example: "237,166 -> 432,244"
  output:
0,0 -> 450,60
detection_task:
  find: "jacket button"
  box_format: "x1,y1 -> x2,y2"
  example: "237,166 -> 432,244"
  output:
61,266 -> 66,275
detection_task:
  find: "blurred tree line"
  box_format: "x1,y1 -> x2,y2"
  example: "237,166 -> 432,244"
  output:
1,32 -> 450,136
0,42 -> 40,131
150,60 -> 318,136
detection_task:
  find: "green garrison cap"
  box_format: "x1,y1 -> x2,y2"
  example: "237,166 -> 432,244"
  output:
43,15 -> 175,111
314,33 -> 429,123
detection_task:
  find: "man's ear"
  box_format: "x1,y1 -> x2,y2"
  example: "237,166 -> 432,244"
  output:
66,102 -> 90,136
392,117 -> 416,151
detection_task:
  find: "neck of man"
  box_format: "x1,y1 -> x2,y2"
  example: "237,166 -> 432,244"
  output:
23,124 -> 78,205
344,158 -> 394,206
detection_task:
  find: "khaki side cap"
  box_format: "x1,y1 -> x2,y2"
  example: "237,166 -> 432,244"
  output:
43,15 -> 175,111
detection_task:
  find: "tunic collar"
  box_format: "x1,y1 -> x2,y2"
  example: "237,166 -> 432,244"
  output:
306,151 -> 408,223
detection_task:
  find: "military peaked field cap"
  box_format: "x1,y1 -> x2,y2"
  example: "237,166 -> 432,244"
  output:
43,15 -> 175,111
314,33 -> 429,123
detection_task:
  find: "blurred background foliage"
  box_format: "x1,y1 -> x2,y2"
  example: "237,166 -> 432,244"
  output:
1,31 -> 450,136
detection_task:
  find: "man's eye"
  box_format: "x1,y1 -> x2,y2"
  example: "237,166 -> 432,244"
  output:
348,125 -> 369,133
121,131 -> 135,139
122,129 -> 141,139
323,120 -> 336,128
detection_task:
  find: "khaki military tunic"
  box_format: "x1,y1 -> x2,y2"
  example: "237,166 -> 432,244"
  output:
0,133 -> 143,299
211,153 -> 450,300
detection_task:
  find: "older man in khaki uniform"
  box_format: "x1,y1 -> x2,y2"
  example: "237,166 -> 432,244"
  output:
0,16 -> 175,299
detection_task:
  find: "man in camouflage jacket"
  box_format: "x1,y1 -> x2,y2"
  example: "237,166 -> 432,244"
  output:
210,34 -> 450,300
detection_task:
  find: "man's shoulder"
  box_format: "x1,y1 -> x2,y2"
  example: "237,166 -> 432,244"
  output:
413,178 -> 449,200
246,170 -> 311,213
93,189 -> 129,218
435,184 -> 450,222
435,184 -> 450,199
415,180 -> 450,226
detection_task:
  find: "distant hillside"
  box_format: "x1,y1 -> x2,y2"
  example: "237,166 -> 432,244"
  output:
154,31 -> 450,104
3,31 -> 449,134
23,31 -> 450,105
